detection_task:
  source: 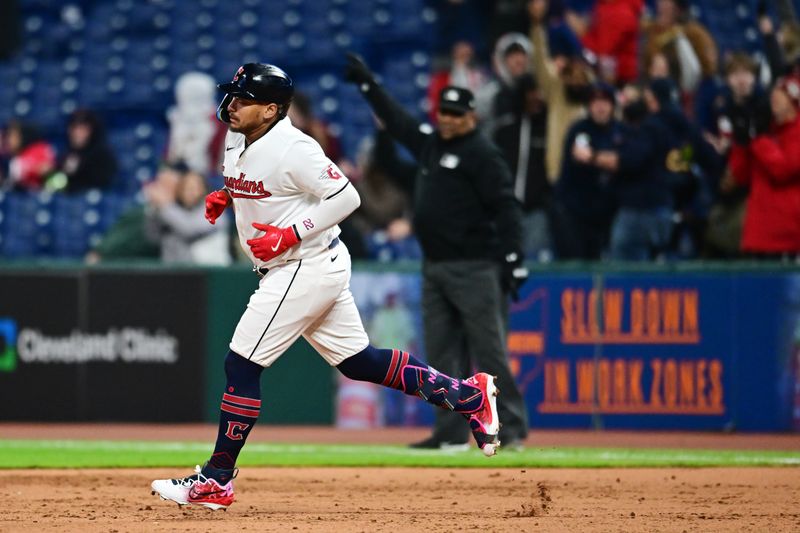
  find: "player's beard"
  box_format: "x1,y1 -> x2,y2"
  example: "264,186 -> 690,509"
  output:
227,116 -> 244,133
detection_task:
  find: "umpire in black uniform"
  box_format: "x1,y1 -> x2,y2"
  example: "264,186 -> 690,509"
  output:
344,53 -> 530,449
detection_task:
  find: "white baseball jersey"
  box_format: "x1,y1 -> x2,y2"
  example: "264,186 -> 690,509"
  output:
221,116 -> 349,269
223,116 -> 369,367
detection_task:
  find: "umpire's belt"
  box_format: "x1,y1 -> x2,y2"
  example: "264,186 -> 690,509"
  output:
254,237 -> 339,278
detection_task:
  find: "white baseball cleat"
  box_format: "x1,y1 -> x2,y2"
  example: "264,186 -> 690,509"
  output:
151,465 -> 236,510
464,373 -> 501,456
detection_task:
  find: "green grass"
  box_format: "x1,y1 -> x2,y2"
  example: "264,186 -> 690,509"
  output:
1,439 -> 799,469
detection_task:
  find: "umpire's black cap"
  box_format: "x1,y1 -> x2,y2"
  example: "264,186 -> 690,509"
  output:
438,86 -> 476,115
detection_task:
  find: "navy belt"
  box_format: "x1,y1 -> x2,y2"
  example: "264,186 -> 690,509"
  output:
254,237 -> 339,278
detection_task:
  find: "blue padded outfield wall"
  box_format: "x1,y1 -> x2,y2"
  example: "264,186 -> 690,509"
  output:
348,266 -> 800,432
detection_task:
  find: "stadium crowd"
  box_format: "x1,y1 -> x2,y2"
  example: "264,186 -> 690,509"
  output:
1,0 -> 799,263
416,0 -> 800,262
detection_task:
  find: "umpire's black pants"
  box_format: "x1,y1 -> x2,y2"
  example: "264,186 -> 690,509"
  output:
422,259 -> 529,444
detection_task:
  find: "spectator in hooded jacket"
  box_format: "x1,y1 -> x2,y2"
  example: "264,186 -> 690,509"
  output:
0,119 -> 55,191
494,73 -> 552,261
475,33 -> 533,136
57,109 -> 117,193
729,74 -> 800,259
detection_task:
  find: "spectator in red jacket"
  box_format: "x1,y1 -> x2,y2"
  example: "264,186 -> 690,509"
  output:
729,75 -> 800,258
0,119 -> 55,191
579,0 -> 644,85
427,41 -> 487,122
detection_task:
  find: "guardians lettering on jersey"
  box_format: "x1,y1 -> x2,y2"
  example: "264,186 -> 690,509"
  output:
224,172 -> 271,199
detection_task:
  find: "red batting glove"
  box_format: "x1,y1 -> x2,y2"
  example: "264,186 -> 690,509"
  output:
205,190 -> 231,224
246,222 -> 301,262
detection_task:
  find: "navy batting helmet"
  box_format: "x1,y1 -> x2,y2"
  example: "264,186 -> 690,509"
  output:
216,63 -> 294,123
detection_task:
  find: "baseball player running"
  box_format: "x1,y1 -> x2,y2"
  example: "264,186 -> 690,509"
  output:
151,63 -> 501,510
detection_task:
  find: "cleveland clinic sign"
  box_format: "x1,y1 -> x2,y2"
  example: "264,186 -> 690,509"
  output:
17,328 -> 179,364
0,270 -> 206,421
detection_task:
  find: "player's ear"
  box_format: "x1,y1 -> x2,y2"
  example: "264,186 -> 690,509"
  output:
263,103 -> 278,121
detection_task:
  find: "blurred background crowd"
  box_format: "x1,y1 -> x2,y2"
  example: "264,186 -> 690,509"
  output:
1,0 -> 799,264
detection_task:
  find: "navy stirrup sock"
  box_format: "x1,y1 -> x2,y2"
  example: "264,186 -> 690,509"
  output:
403,364 -> 484,413
336,345 -> 483,414
206,351 -> 264,482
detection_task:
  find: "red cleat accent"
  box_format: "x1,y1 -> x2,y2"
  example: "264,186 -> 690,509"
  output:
463,373 -> 500,456
151,465 -> 236,510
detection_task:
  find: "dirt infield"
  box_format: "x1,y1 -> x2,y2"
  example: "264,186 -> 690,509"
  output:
2,425 -> 800,532
4,467 -> 800,532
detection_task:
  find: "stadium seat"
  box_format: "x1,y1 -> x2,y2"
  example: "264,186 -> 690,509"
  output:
1,193 -> 40,257
4,0 -> 478,255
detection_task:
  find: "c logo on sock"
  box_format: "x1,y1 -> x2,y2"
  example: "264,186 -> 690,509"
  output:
225,421 -> 250,440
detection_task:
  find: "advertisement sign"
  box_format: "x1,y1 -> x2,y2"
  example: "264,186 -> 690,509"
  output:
510,275 -> 732,430
345,268 -> 800,432
511,271 -> 800,431
0,271 -> 206,421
